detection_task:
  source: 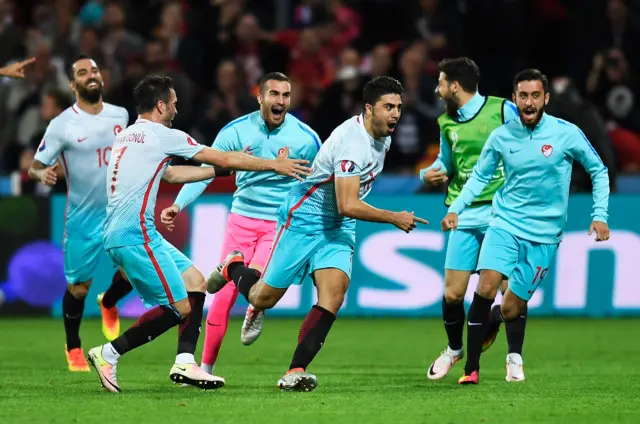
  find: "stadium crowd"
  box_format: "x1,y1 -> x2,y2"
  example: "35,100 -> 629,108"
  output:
1,0 -> 639,191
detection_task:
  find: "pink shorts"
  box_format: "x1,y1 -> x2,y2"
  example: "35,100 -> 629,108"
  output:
220,212 -> 277,270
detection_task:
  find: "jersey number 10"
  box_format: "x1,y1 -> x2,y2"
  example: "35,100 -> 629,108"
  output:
97,147 -> 112,168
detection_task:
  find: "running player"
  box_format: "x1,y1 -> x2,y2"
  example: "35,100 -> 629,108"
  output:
86,74 -> 311,392
28,55 -> 134,372
420,57 -> 524,381
442,69 -> 610,384
161,72 -> 320,376
207,76 -> 427,392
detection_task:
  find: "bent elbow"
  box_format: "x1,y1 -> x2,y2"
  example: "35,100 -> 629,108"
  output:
337,201 -> 353,218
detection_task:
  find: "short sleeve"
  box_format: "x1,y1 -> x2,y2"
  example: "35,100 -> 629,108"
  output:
333,136 -> 367,178
158,129 -> 206,159
34,119 -> 67,166
211,127 -> 241,152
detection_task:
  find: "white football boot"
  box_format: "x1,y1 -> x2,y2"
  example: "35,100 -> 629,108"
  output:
427,346 -> 464,380
241,305 -> 264,345
505,353 -> 525,382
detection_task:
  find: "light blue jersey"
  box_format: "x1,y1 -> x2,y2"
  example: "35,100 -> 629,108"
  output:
279,115 -> 390,234
34,103 -> 128,240
174,111 -> 320,220
449,113 -> 610,244
419,93 -> 518,229
103,119 -> 205,249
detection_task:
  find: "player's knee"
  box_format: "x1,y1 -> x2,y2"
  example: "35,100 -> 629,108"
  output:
183,270 -> 206,293
173,299 -> 192,319
68,282 -> 90,299
476,271 -> 502,298
252,294 -> 278,310
444,288 -> 465,304
500,302 -> 519,321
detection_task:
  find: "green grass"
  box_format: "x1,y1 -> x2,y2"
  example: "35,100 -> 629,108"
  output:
1,318 -> 639,423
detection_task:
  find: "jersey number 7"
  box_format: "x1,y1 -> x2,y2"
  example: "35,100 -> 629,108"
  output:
110,146 -> 128,195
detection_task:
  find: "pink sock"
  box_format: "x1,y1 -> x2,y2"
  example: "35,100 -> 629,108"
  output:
201,281 -> 239,366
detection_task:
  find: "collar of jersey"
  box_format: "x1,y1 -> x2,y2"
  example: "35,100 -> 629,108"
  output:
254,111 -> 286,134
514,112 -> 549,133
457,92 -> 484,121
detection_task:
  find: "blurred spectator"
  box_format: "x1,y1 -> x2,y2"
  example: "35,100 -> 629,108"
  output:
586,48 -> 640,133
360,44 -> 393,79
192,59 -> 256,145
412,0 -> 461,58
384,42 -> 439,173
0,35 -> 69,172
595,0 -> 640,72
143,38 -> 193,129
0,0 -> 24,67
101,1 -> 144,77
546,76 -> 618,190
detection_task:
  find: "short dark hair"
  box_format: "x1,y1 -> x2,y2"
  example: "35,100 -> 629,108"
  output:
259,72 -> 290,93
437,57 -> 480,93
362,76 -> 404,107
513,69 -> 549,93
46,89 -> 73,111
133,74 -> 174,114
67,54 -> 94,80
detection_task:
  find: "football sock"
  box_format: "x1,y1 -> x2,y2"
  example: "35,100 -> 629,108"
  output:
442,296 -> 465,351
464,293 -> 494,375
228,262 -> 261,302
63,289 -> 85,350
110,305 -> 181,356
101,271 -> 133,309
487,304 -> 504,337
506,304 -> 528,356
201,282 -> 239,366
289,305 -> 336,370
177,292 -> 205,356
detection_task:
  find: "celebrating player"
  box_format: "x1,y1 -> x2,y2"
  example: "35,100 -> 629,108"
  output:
161,72 -> 320,376
420,57 -> 524,381
28,55 -> 134,372
86,74 -> 311,392
442,69 -> 610,385
207,76 -> 427,392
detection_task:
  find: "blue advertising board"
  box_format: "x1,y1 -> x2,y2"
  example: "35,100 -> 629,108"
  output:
49,194 -> 640,318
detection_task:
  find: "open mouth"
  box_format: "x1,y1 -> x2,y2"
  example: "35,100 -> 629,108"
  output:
388,121 -> 397,132
87,81 -> 99,89
271,107 -> 284,120
522,107 -> 537,120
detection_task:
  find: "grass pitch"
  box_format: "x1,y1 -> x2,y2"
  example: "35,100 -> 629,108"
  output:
1,317 -> 639,423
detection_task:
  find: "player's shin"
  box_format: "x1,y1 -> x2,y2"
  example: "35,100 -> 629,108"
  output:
289,305 -> 336,371
442,296 -> 465,351
505,304 -> 527,356
106,305 -> 182,361
176,292 -> 205,364
101,271 -> 133,308
63,288 -> 86,350
464,293 -> 494,375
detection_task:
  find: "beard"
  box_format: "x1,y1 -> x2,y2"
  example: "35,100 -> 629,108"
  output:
76,79 -> 103,104
443,96 -> 459,118
518,103 -> 545,130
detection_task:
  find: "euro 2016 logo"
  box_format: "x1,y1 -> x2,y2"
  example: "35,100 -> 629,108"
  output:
341,160 -> 356,173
